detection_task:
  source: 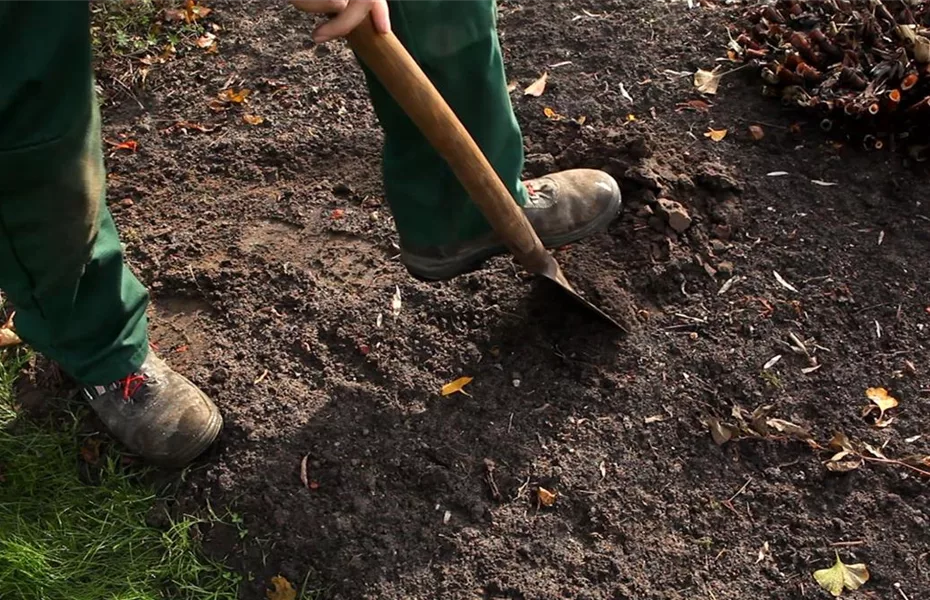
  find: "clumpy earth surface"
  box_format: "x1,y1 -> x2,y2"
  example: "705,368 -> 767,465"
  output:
88,0 -> 930,598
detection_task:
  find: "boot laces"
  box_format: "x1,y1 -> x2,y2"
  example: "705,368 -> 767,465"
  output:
119,373 -> 147,402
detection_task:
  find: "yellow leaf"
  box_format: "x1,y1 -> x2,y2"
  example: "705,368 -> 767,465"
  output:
243,114 -> 264,125
266,575 -> 296,600
543,107 -> 563,121
575,115 -> 587,125
524,72 -> 548,97
813,553 -> 869,597
537,487 -> 557,506
704,128 -> 728,142
866,387 -> 898,415
694,67 -> 721,94
626,113 -> 636,122
441,376 -> 473,397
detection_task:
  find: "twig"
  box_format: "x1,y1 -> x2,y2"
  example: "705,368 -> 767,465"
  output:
727,477 -> 753,503
860,454 -> 930,477
830,540 -> 865,547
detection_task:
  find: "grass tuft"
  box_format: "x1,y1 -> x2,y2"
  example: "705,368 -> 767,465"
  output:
0,349 -> 240,600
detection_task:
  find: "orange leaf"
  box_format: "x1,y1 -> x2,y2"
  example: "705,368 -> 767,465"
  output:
441,376 -> 473,397
704,128 -> 728,142
266,575 -> 296,600
218,88 -> 250,104
543,107 -> 563,121
243,114 -> 264,125
524,72 -> 548,97
106,139 -> 138,152
537,487 -> 557,506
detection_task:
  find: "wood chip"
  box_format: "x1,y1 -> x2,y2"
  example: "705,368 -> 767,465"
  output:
801,364 -> 823,374
763,355 -> 783,370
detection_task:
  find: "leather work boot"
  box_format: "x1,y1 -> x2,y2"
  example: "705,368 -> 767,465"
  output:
82,351 -> 223,467
401,169 -> 622,281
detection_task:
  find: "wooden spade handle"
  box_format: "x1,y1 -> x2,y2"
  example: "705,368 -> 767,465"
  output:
346,18 -> 553,274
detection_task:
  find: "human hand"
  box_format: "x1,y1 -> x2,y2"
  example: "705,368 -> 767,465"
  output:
290,0 -> 391,43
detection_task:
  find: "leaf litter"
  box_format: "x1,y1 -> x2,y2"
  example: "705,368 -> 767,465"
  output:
524,72 -> 548,97
441,377 -> 473,397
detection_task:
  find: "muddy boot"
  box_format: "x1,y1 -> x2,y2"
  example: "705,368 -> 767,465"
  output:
401,169 -> 622,280
81,352 -> 223,467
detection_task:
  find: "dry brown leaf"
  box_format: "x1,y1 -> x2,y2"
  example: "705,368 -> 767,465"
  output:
829,432 -> 854,453
862,444 -> 886,459
0,312 -> 21,347
704,128 -> 727,142
219,88 -> 250,104
901,454 -> 930,468
80,438 -> 103,465
196,32 -> 216,48
524,72 -> 548,97
813,553 -> 869,597
243,114 -> 264,125
694,68 -> 721,94
537,487 -> 557,506
441,376 -> 473,397
749,125 -> 765,141
766,418 -> 813,441
266,575 -> 297,600
825,451 -> 863,473
708,417 -> 736,445
675,99 -> 712,112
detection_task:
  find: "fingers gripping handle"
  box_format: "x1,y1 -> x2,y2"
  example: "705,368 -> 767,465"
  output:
345,18 -> 554,275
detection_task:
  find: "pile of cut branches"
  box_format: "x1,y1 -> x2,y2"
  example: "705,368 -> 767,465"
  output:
735,0 -> 930,157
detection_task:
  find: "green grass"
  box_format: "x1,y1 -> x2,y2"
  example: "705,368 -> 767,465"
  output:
0,349 -> 241,600
90,0 -> 204,58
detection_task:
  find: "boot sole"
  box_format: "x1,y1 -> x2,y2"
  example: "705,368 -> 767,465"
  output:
403,188 -> 622,281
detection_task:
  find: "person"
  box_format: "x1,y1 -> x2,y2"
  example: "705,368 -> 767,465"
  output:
0,0 -> 621,467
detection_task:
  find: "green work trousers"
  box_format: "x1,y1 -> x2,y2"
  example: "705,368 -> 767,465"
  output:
0,0 -> 525,385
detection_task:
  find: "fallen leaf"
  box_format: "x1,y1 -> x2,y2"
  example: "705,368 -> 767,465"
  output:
763,355 -> 782,370
675,99 -> 712,112
507,81 -> 518,93
243,114 -> 264,125
391,286 -> 402,316
524,72 -> 548,97
618,82 -> 633,103
331,208 -> 345,219
901,454 -> 930,468
874,416 -> 896,428
801,364 -> 822,374
704,128 -> 727,142
441,376 -> 473,397
196,32 -> 216,48
105,139 -> 138,152
865,387 -> 898,416
575,115 -> 587,125
756,541 -> 770,564
694,68 -> 721,94
80,438 -> 103,465
829,432 -> 855,453
708,417 -> 736,445
766,418 -> 813,441
543,107 -> 563,121
863,444 -> 886,459
773,270 -> 799,293
266,575 -> 297,600
0,312 -> 21,347
626,113 -> 636,122
644,414 -> 667,424
537,487 -> 557,506
813,553 -> 869,597
749,125 -> 765,141
826,451 -> 863,472
218,88 -> 250,104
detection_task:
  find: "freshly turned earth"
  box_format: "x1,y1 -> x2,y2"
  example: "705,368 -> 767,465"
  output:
85,0 -> 930,598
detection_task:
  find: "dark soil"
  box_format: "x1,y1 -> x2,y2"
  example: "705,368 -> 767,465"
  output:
88,0 -> 930,598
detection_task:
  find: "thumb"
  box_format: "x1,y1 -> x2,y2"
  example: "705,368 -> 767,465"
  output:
313,0 -> 372,42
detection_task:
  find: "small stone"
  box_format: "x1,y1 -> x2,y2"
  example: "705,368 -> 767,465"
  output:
717,261 -> 734,276
513,379 -> 521,388
713,223 -> 733,241
120,198 -> 134,208
209,367 -> 229,384
656,198 -> 692,233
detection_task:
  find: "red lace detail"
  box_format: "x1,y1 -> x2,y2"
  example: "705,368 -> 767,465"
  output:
120,374 -> 147,401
